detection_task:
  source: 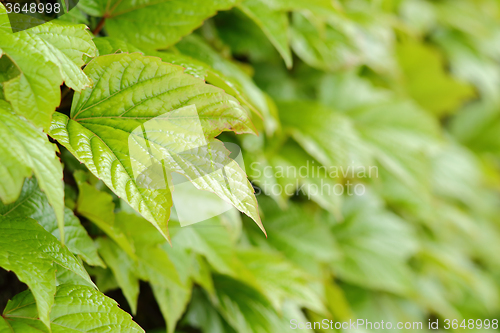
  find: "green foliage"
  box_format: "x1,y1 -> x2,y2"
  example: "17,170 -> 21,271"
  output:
0,178 -> 103,267
0,216 -> 93,329
0,11 -> 95,130
0,101 -> 65,238
49,52 -> 261,239
0,285 -> 143,332
1,0 -> 500,332
396,41 -> 475,115
79,0 -> 237,49
238,0 -> 292,68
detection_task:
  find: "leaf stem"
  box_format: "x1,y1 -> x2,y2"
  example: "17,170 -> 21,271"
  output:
92,17 -> 106,36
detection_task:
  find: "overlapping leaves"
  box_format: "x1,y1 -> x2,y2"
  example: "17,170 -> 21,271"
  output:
0,7 -> 96,130
0,100 -> 65,240
0,178 -> 103,267
0,285 -> 143,332
0,217 -> 93,329
79,0 -> 238,50
49,52 -> 263,240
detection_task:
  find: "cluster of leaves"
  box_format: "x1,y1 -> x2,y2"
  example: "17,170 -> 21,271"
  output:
1,0 -> 500,332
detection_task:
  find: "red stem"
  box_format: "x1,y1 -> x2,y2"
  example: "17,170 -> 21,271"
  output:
92,17 -> 106,36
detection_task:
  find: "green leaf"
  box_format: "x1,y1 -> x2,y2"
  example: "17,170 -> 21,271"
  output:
214,9 -> 284,65
290,12 -> 358,72
113,212 -> 191,332
332,193 -> 417,294
278,100 -> 371,168
351,100 -> 441,193
93,35 -> 276,134
238,0 -> 292,68
80,0 -> 237,50
185,288 -> 236,333
450,101 -> 500,155
172,35 -> 280,134
1,284 -> 144,332
75,173 -> 137,259
100,210 -> 242,332
97,236 -> 179,328
278,141 -> 343,217
285,73 -> 442,194
93,36 -> 142,55
265,0 -> 337,12
0,100 -> 65,243
0,178 -> 104,267
49,53 -> 262,240
248,197 -> 338,276
0,14 -> 96,130
237,249 -> 325,314
397,41 -> 475,116
0,216 -> 93,329
96,237 -> 140,314
170,217 -> 238,276
211,275 -> 284,333
152,283 -> 192,333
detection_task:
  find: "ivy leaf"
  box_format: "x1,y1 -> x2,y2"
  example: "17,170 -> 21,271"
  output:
0,284 -> 144,332
237,249 -> 326,314
248,140 -> 343,217
450,101 -> 500,155
170,217 -> 238,276
0,13 -> 96,130
250,197 -> 339,273
397,41 -> 475,116
100,211 -> 237,332
0,178 -> 104,267
93,35 -> 273,132
318,73 -> 442,192
212,275 -> 284,333
113,212 -> 190,332
0,101 -> 65,243
174,35 -> 280,135
0,216 -> 94,329
282,72 -> 442,195
49,53 -> 262,240
80,0 -> 237,50
92,35 -> 279,135
332,193 -> 417,295
75,173 -> 136,259
278,100 -> 371,168
185,288 -> 237,333
238,0 -> 292,68
96,237 -> 140,314
93,36 -> 142,55
290,12 -> 358,72
152,283 -> 192,333
265,0 -> 337,12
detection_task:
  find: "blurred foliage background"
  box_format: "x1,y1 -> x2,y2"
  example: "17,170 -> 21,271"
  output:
4,0 -> 500,332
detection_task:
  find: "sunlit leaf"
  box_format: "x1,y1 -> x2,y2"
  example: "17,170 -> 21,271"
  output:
0,11 -> 95,130
49,53 -> 263,240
